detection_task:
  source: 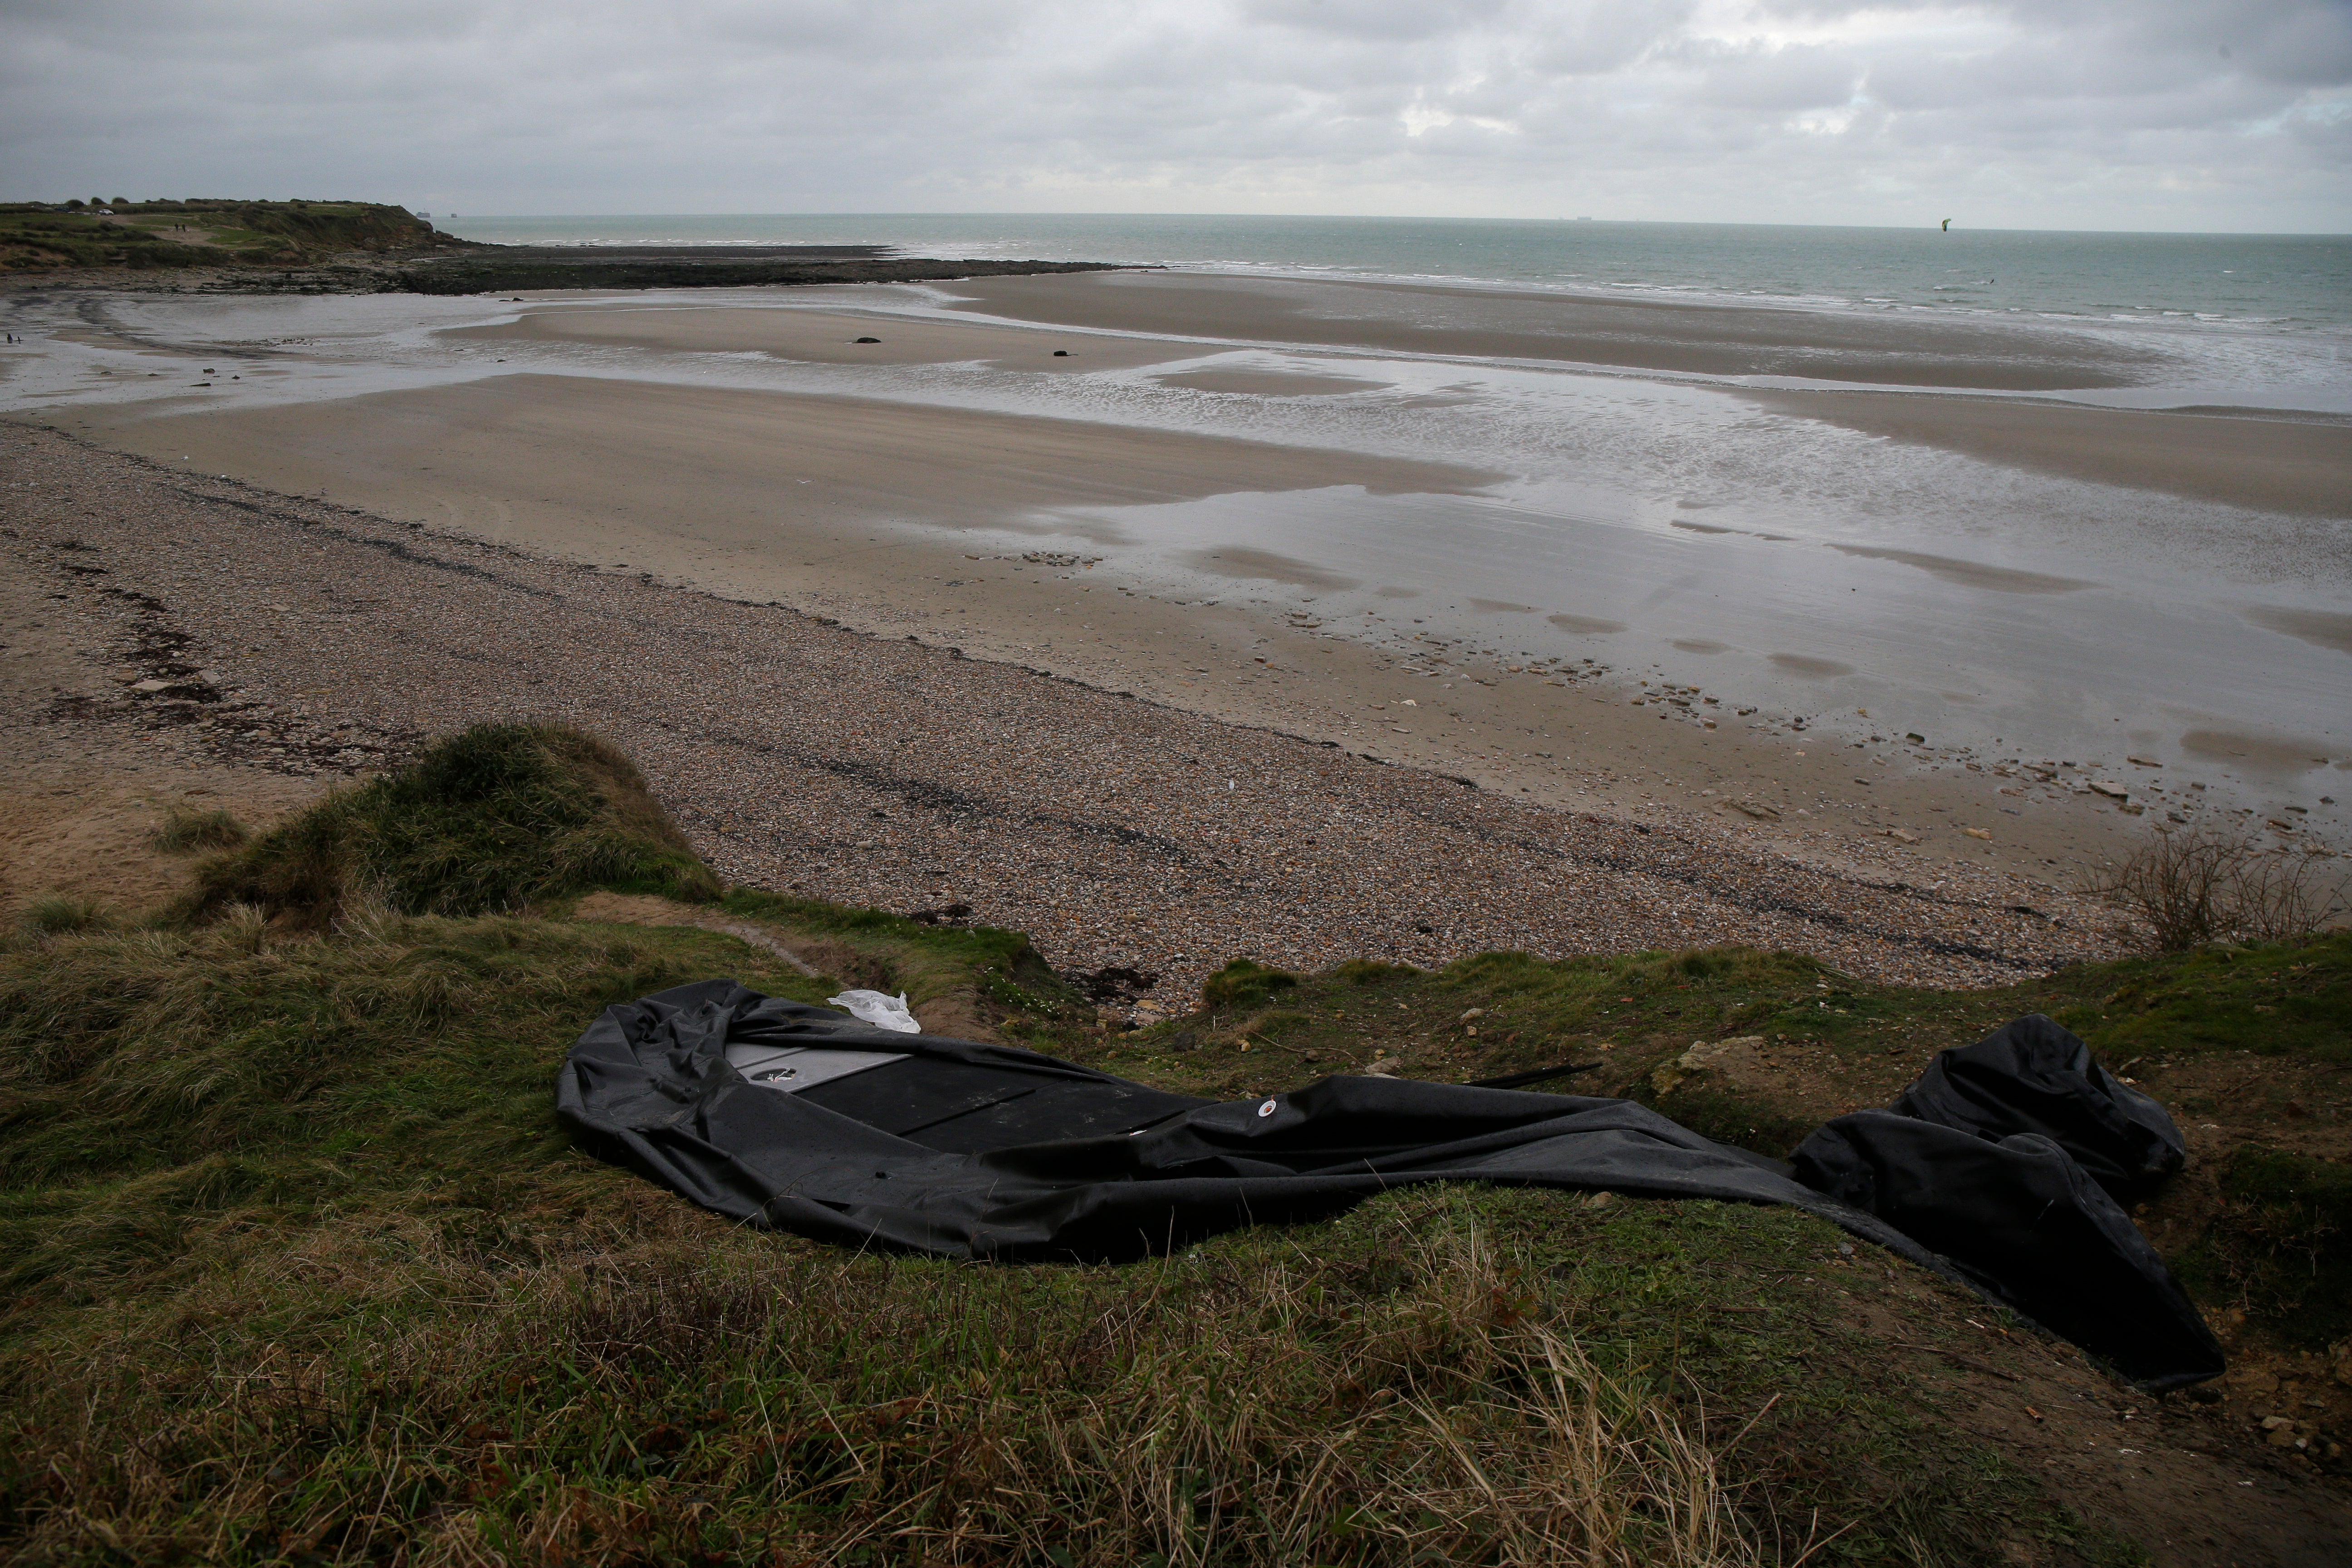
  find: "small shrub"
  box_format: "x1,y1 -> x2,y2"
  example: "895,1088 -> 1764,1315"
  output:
2230,848 -> 2349,943
148,805 -> 249,854
2093,828 -> 2347,952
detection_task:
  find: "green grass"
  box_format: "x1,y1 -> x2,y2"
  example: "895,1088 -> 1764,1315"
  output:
3,725 -> 2333,1561
15,896 -> 116,938
2171,1145 -> 2352,1349
715,886 -> 1088,1022
1105,943 -> 1867,1112
151,804 -> 251,854
0,905 -> 2128,1564
0,914 -> 813,1238
0,210 -> 209,270
0,910 -> 2259,1564
2059,941 -> 2352,1064
1100,935 -> 2352,1131
0,198 -> 441,271
1200,957 -> 1301,1012
185,723 -> 721,925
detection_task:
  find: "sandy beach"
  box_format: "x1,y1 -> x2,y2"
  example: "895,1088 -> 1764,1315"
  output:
1748,389 -> 2352,519
4,267 -> 2345,982
3,420 -> 2132,997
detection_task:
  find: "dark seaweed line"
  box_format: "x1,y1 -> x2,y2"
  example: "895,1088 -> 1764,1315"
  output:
1394,803 -> 2039,970
175,488 -> 560,598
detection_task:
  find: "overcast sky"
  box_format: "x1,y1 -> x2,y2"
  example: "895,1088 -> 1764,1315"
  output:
5,1 -> 2347,231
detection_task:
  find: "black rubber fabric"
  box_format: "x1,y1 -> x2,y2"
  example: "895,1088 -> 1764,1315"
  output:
1886,1013 -> 2186,1203
559,981 -> 2222,1389
557,981 -> 1934,1259
1791,1112 -> 2220,1390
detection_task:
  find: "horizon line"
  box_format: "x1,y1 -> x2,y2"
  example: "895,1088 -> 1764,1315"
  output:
422,210 -> 2352,238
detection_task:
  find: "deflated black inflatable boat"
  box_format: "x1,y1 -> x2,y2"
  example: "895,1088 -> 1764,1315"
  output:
558,980 -> 2222,1390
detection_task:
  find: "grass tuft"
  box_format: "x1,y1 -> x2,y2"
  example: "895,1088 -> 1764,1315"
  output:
16,896 -> 115,937
149,804 -> 250,854
1201,957 -> 1300,1013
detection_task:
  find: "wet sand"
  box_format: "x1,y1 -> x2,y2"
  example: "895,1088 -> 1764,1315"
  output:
87,372 -> 1501,548
454,302 -> 1183,374
941,270 -> 2172,390
449,276 -> 2352,519
1751,390 -> 2352,518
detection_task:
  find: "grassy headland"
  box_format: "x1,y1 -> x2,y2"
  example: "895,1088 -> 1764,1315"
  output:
0,198 -> 1120,293
0,199 -> 457,273
1,725 -> 2343,1564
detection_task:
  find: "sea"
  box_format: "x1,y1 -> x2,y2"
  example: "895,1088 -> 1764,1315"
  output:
441,212 -> 2352,389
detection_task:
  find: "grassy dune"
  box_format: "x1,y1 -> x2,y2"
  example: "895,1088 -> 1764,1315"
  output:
1,726 -> 2342,1564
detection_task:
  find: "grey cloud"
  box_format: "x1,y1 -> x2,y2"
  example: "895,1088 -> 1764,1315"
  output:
1524,6 -> 1695,77
1671,41 -> 1865,113
1,0 -> 2345,230
1243,0 -> 1514,45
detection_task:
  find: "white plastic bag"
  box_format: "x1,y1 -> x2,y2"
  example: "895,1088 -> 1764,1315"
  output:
828,989 -> 922,1033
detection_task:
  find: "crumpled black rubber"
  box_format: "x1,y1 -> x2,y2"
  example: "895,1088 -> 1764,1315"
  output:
1791,1013 -> 2219,1390
1792,1112 -> 2220,1390
557,980 -> 1934,1258
559,982 -> 2221,1389
1884,1013 -> 2186,1202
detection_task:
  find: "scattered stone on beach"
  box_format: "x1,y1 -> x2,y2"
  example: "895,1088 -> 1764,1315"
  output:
2089,779 -> 2130,800
2127,755 -> 2163,767
1964,827 -> 1993,840
1886,828 -> 1920,844
3,424 -> 2123,998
